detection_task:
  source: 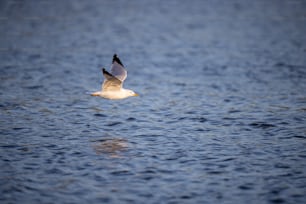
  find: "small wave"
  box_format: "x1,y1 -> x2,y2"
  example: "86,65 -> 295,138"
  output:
249,122 -> 276,129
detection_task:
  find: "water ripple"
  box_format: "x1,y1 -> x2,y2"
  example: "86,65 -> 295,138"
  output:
1,0 -> 306,203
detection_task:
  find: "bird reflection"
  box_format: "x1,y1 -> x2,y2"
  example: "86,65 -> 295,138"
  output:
91,138 -> 128,157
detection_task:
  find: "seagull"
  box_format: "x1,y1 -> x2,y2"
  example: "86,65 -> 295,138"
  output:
91,54 -> 139,99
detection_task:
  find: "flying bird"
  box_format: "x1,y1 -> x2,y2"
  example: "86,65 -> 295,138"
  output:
91,54 -> 139,99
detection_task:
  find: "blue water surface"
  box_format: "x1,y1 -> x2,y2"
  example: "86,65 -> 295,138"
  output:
1,0 -> 306,203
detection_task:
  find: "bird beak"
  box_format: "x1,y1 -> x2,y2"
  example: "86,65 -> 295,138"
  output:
134,93 -> 139,96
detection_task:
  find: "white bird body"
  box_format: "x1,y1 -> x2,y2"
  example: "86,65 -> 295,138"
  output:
91,54 -> 138,99
91,89 -> 137,99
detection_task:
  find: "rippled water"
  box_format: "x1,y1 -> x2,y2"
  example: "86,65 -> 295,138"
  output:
1,0 -> 306,203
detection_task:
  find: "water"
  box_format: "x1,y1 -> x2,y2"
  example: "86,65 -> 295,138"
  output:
1,0 -> 306,203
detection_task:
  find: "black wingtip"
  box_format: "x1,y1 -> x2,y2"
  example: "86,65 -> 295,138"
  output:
102,68 -> 109,75
112,54 -> 124,66
102,68 -> 112,77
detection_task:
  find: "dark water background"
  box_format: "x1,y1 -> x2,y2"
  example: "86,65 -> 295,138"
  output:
1,0 -> 306,203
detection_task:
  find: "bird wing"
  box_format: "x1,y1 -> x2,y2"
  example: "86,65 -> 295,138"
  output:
101,68 -> 122,91
110,54 -> 127,82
